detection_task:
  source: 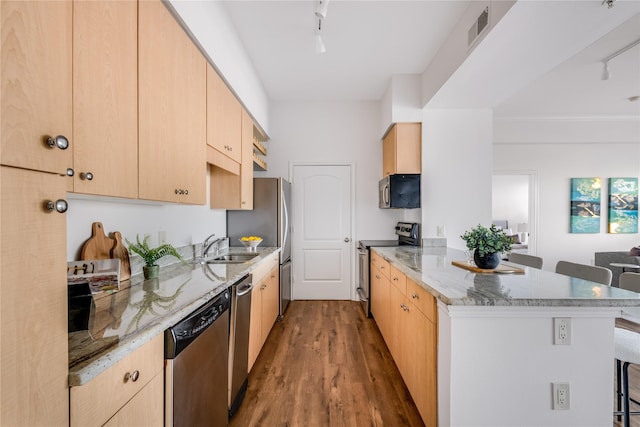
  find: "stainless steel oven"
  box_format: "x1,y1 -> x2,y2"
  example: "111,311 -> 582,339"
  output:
356,222 -> 421,317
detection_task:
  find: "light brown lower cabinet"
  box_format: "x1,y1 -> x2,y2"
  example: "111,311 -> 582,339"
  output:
70,334 -> 164,427
248,254 -> 280,371
371,254 -> 437,427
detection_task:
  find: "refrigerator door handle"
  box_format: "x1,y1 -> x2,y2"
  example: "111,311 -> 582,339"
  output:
282,186 -> 289,254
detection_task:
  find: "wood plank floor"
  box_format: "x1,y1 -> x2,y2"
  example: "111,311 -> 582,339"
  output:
230,301 -> 640,426
229,300 -> 425,427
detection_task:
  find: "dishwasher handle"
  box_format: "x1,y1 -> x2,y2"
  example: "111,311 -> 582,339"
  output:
236,282 -> 254,297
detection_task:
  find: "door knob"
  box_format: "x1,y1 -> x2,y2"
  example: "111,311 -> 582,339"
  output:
344,237 -> 350,242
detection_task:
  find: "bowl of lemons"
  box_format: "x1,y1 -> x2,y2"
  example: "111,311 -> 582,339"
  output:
239,236 -> 263,251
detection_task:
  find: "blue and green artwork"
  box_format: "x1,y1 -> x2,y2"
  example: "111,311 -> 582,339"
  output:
570,178 -> 601,233
608,177 -> 638,234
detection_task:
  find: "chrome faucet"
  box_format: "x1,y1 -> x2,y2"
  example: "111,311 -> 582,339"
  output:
202,234 -> 225,259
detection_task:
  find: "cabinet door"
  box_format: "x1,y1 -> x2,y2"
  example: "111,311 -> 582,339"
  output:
207,63 -> 242,163
382,127 -> 396,177
103,373 -> 164,427
139,0 -> 206,204
72,0 -> 138,198
405,306 -> 437,427
1,167 -> 68,426
370,264 -> 390,343
209,107 -> 253,210
382,123 -> 421,176
261,266 -> 280,345
1,1 -> 72,174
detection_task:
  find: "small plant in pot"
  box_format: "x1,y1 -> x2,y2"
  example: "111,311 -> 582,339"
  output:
460,224 -> 512,269
126,235 -> 186,279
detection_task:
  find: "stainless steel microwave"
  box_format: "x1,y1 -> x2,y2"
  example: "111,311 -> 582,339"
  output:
379,174 -> 421,209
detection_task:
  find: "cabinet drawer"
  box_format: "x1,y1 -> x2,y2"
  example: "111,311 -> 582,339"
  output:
407,278 -> 437,324
70,334 -> 164,427
371,251 -> 390,279
390,265 -> 407,295
251,252 -> 279,283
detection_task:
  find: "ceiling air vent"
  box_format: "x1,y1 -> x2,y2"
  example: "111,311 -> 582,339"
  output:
467,6 -> 489,47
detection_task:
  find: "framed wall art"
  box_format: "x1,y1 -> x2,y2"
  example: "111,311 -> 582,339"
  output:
570,177 -> 601,233
608,177 -> 638,234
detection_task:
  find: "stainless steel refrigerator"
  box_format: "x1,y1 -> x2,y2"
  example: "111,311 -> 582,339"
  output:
227,177 -> 291,317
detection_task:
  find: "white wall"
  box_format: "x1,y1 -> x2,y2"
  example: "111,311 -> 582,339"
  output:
422,109 -> 494,246
66,171 -> 226,260
492,174 -> 528,227
266,101 -> 405,242
494,141 -> 640,271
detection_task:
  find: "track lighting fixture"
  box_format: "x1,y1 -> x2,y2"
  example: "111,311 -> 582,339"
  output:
602,0 -> 616,9
600,37 -> 640,80
314,1 -> 329,54
315,0 -> 329,20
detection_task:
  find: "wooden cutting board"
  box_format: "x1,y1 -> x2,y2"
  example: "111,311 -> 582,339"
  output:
80,222 -> 115,261
452,260 -> 525,274
110,231 -> 131,281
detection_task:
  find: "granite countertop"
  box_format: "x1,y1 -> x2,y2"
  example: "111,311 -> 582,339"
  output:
372,246 -> 640,308
68,247 -> 280,386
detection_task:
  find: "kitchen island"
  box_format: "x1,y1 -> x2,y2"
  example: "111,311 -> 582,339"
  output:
372,246 -> 640,427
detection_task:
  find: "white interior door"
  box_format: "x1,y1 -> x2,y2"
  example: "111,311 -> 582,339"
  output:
292,164 -> 352,300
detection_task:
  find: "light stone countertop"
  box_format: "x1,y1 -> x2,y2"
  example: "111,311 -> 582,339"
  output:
68,247 -> 280,386
372,246 -> 640,307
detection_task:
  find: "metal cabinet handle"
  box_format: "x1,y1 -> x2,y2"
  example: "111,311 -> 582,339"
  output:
80,172 -> 93,181
44,199 -> 68,213
66,168 -> 74,177
392,277 -> 398,281
45,135 -> 69,150
375,274 -> 380,279
175,189 -> 189,195
124,370 -> 140,383
411,293 -> 419,299
344,237 -> 350,242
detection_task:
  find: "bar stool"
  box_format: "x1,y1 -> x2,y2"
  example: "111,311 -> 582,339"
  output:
615,327 -> 640,427
555,260 -> 612,286
507,253 -> 543,269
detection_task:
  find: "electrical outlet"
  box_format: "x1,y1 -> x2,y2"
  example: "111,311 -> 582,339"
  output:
553,317 -> 571,345
552,382 -> 570,410
158,230 -> 167,245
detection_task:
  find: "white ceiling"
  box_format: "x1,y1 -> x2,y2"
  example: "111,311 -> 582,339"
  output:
223,0 -> 470,101
223,0 -> 640,118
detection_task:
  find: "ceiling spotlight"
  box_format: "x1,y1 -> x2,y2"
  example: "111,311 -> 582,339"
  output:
602,0 -> 616,8
600,37 -> 640,80
315,0 -> 329,20
315,34 -> 326,54
601,62 -> 611,80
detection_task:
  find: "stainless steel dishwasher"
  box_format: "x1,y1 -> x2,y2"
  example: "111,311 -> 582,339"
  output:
228,274 -> 253,418
165,290 -> 230,427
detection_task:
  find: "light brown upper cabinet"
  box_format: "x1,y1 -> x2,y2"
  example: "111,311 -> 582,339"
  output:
138,0 -> 206,204
382,123 -> 422,177
1,1 -> 72,175
207,63 -> 242,164
72,0 -> 138,198
210,107 -> 254,210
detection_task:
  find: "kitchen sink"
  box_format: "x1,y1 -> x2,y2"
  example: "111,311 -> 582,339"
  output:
191,253 -> 260,264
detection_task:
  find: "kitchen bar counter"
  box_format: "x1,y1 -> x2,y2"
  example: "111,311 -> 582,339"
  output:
372,246 -> 640,307
68,247 -> 279,386
372,246 -> 640,426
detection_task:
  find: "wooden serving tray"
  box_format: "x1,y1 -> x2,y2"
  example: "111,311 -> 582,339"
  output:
452,260 -> 525,274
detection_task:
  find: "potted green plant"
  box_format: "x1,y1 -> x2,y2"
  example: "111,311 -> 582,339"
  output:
460,224 -> 512,269
126,235 -> 186,279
